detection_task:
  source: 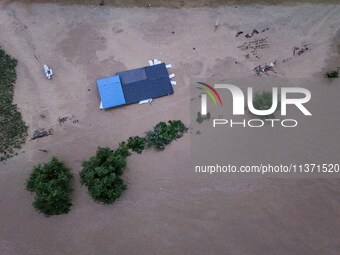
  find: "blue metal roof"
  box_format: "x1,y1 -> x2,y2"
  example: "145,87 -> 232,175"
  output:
97,63 -> 174,109
122,77 -> 174,104
97,75 -> 126,109
144,63 -> 169,79
117,63 -> 173,104
116,67 -> 147,84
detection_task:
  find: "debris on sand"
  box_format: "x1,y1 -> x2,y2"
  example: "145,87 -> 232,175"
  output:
58,115 -> 79,126
58,116 -> 68,125
293,46 -> 299,56
236,31 -> 243,37
32,128 -> 53,140
253,60 -> 277,76
253,65 -> 262,76
215,18 -> 220,30
238,38 -> 269,59
293,44 -> 310,56
242,28 -> 269,39
38,149 -> 48,153
282,57 -> 292,63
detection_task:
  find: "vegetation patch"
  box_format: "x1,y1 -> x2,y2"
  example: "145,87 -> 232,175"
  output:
326,68 -> 339,78
80,147 -> 127,204
80,120 -> 187,204
145,120 -> 188,151
250,91 -> 279,119
25,120 -> 187,211
26,157 -> 73,216
196,112 -> 211,123
125,136 -> 146,154
0,48 -> 28,161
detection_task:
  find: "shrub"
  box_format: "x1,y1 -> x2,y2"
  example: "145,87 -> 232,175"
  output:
145,120 -> 187,150
196,112 -> 210,123
79,147 -> 127,204
251,91 -> 279,119
26,157 -> 73,216
126,136 -> 146,154
326,69 -> 339,78
116,141 -> 132,158
0,48 -> 28,161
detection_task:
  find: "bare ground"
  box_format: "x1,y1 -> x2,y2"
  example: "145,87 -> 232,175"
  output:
0,2 -> 339,255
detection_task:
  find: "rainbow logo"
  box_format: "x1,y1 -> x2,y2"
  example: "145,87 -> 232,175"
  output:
196,82 -> 223,106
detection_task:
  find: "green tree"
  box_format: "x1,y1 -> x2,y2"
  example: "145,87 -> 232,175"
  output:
26,157 -> 73,216
79,147 -> 127,204
126,136 -> 146,154
145,120 -> 187,150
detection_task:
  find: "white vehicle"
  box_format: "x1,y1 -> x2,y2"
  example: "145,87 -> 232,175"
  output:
43,64 -> 53,79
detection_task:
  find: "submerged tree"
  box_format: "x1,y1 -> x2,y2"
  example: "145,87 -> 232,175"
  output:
80,120 -> 187,204
145,120 -> 187,150
26,157 -> 73,216
79,147 -> 127,204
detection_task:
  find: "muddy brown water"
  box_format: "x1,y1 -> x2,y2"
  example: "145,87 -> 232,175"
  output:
7,0 -> 340,8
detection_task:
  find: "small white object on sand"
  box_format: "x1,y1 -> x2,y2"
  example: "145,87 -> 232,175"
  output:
139,99 -> 153,104
43,64 -> 53,79
215,18 -> 220,27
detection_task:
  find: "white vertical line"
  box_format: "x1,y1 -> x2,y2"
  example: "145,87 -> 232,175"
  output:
201,94 -> 207,115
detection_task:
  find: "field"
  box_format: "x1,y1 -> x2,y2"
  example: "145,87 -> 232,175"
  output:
0,2 -> 339,254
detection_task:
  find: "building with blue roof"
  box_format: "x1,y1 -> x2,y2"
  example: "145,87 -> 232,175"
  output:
97,75 -> 126,109
97,63 -> 174,109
